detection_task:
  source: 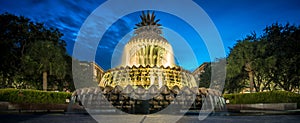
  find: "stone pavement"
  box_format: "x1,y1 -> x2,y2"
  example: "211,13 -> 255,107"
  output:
0,113 -> 300,123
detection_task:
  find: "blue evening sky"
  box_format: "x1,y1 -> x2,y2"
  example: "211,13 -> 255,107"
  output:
0,0 -> 299,71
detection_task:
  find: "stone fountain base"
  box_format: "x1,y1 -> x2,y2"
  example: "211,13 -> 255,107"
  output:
70,85 -> 226,114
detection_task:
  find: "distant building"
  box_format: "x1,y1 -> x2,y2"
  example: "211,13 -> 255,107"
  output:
192,62 -> 208,84
91,62 -> 105,83
79,61 -> 105,83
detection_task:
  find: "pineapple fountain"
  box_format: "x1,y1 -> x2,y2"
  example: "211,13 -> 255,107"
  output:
70,11 -> 226,114
99,11 -> 197,89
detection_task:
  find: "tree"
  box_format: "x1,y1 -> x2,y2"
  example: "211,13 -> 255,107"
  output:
198,62 -> 211,88
22,41 -> 67,91
0,12 -> 69,90
227,34 -> 260,93
0,13 -> 33,87
262,23 -> 300,91
226,23 -> 300,93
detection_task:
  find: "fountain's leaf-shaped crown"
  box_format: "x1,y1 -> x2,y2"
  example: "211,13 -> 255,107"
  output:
134,11 -> 162,35
135,11 -> 162,28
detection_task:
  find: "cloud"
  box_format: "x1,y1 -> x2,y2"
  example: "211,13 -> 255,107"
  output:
96,18 -> 132,70
0,0 -> 105,52
0,0 -> 134,70
3,0 -> 300,71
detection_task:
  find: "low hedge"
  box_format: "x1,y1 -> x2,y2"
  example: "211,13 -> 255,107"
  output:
0,88 -> 72,104
224,91 -> 300,108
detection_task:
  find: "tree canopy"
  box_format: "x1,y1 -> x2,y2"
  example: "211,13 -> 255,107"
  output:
0,12 -> 72,91
225,23 -> 300,93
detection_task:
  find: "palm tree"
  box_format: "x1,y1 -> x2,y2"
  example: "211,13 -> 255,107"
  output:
22,40 -> 67,91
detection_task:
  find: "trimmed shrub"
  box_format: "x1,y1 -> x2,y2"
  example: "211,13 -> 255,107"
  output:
0,88 -> 72,104
223,91 -> 300,108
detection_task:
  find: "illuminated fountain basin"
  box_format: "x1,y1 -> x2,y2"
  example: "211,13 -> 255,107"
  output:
99,65 -> 197,89
70,85 -> 226,114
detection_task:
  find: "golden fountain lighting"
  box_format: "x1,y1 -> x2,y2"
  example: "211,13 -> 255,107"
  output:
99,11 -> 197,89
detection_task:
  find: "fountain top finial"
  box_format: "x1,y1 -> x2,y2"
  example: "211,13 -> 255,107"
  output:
134,11 -> 162,35
134,11 -> 162,29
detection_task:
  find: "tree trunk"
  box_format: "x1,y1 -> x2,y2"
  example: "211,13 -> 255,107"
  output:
43,71 -> 47,91
248,71 -> 254,93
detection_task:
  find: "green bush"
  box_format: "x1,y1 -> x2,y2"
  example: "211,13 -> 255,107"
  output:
223,91 -> 300,107
0,88 -> 72,104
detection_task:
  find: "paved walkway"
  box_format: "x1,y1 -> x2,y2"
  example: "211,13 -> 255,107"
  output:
0,113 -> 300,123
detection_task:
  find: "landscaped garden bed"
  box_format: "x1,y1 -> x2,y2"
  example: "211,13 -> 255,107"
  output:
224,91 -> 300,111
0,88 -> 74,112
